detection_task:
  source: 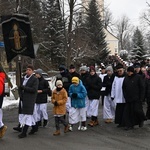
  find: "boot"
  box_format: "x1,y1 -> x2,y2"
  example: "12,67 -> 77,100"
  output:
64,125 -> 69,133
18,125 -> 29,138
13,123 -> 22,132
28,124 -> 38,135
93,120 -> 99,126
53,130 -> 60,136
88,120 -> 95,127
0,125 -> 7,138
37,121 -> 42,127
43,119 -> 48,127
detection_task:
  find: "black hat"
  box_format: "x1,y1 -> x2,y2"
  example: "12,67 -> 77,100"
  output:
69,64 -> 75,69
134,63 -> 141,68
101,66 -> 105,69
116,63 -> 124,70
127,66 -> 134,73
59,65 -> 66,71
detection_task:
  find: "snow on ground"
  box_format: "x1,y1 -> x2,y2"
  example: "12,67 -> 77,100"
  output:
2,75 -> 56,109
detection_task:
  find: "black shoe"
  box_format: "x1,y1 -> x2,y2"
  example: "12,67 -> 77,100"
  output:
13,126 -> 22,132
124,127 -> 133,131
139,121 -> 144,128
117,124 -> 123,128
18,133 -> 27,138
38,121 -> 42,127
28,130 -> 36,135
43,120 -> 48,127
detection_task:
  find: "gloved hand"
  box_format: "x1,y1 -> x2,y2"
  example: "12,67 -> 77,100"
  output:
111,97 -> 114,101
54,101 -> 58,106
20,85 -> 25,90
72,93 -> 77,98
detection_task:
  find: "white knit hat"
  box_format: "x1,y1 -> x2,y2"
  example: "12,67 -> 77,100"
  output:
56,80 -> 63,86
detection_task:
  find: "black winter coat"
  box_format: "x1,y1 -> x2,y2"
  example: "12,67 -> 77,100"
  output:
103,74 -> 115,96
56,71 -> 72,93
19,75 -> 39,114
36,76 -> 51,104
86,73 -> 102,100
122,74 -> 145,103
80,72 -> 89,89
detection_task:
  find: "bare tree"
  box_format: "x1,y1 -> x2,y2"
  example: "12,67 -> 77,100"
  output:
115,15 -> 133,51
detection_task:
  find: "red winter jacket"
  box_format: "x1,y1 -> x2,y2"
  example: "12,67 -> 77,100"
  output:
0,72 -> 5,95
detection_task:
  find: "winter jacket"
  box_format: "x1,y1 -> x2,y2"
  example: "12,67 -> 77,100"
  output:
69,80 -> 87,108
80,72 -> 89,89
19,75 -> 39,114
36,76 -> 51,104
146,78 -> 150,102
51,88 -> 68,115
86,73 -> 102,100
123,73 -> 145,103
0,72 -> 5,108
56,70 -> 72,93
103,74 -> 115,96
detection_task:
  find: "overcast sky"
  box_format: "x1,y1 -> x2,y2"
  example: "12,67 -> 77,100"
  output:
105,0 -> 148,26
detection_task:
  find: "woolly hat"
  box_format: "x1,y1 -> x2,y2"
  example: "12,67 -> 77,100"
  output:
89,66 -> 96,72
35,68 -> 43,76
80,66 -> 88,71
127,66 -> 134,73
106,66 -> 113,73
69,64 -> 75,69
56,80 -> 63,86
134,62 -> 141,68
59,65 -> 66,71
72,77 -> 79,84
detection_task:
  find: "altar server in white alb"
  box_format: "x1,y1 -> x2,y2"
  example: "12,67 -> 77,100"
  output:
35,69 -> 51,128
86,66 -> 102,127
111,64 -> 126,127
68,77 -> 87,131
103,66 -> 115,123
18,65 -> 39,138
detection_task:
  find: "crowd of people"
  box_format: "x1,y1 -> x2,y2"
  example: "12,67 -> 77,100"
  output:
0,61 -> 150,139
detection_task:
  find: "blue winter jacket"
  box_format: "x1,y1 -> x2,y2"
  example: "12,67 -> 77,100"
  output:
69,80 -> 87,108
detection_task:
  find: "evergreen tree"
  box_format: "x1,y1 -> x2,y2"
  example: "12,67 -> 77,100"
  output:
41,0 -> 65,67
85,0 -> 110,64
130,27 -> 146,61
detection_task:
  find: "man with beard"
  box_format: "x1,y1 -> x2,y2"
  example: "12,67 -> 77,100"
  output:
122,66 -> 146,130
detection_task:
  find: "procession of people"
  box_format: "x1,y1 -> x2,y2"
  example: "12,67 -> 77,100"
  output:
0,61 -> 150,139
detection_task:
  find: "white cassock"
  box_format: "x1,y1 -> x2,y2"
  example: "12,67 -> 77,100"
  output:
103,94 -> 116,119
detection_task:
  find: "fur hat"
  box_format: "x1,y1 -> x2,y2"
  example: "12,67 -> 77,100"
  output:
106,66 -> 113,73
56,80 -> 63,86
35,68 -> 43,76
127,66 -> 134,73
80,66 -> 88,71
89,66 -> 96,72
72,77 -> 79,84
